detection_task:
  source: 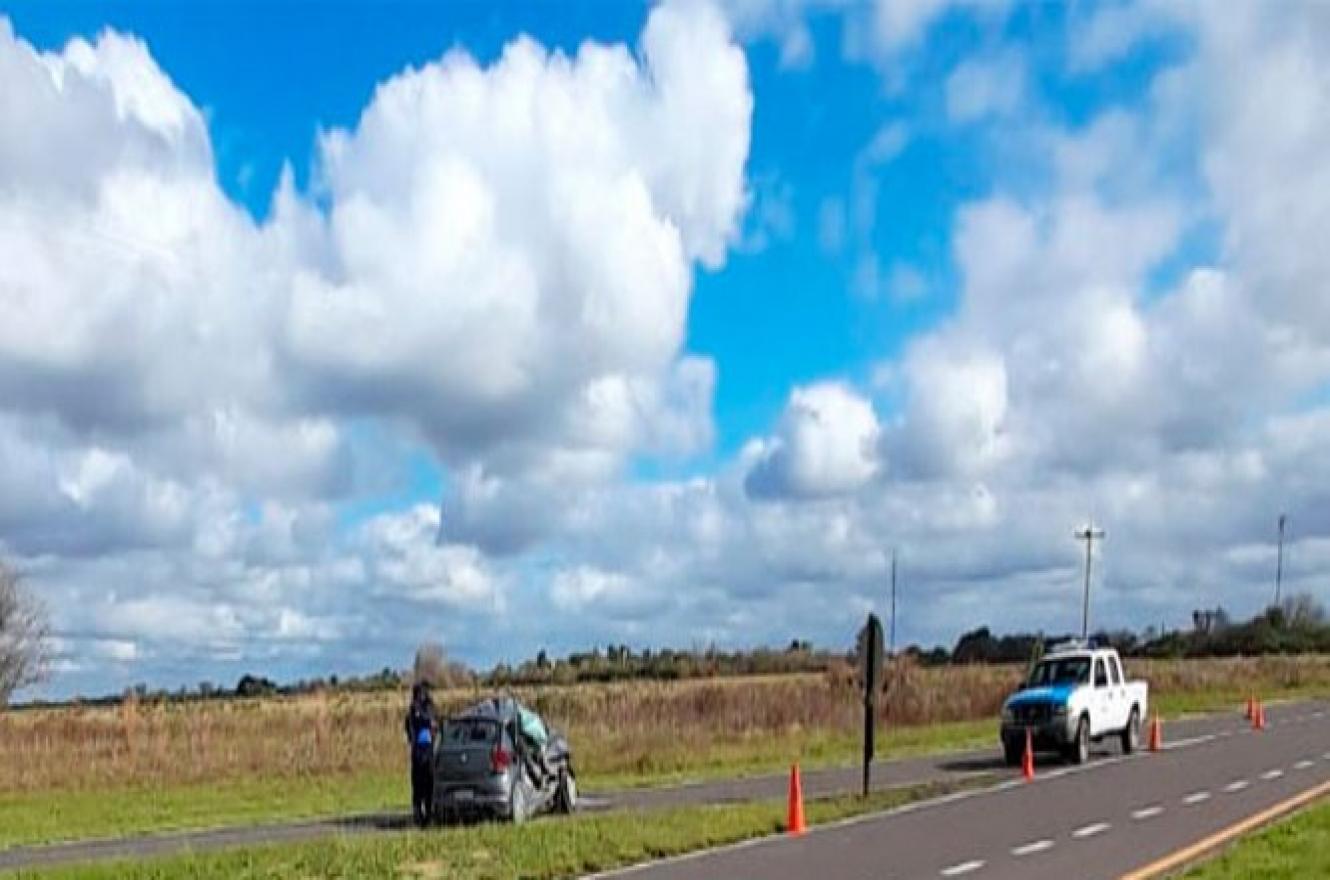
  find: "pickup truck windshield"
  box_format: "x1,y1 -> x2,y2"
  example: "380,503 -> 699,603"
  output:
1027,657 -> 1091,687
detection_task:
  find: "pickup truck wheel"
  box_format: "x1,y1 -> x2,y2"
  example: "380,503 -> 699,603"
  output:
1068,716 -> 1090,765
1121,707 -> 1140,755
1003,740 -> 1023,767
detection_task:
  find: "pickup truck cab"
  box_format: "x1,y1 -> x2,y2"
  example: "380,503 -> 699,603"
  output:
999,643 -> 1148,765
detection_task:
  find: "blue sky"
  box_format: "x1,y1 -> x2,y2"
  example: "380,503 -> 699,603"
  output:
2,0 -> 1328,697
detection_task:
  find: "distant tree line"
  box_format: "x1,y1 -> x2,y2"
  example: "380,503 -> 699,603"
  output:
12,594 -> 1328,709
488,639 -> 831,687
1133,595 -> 1329,658
918,594 -> 1329,666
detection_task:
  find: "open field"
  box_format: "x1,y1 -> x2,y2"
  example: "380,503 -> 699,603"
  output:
2,656 -> 1327,848
1180,796 -> 1330,879
4,777 -> 993,880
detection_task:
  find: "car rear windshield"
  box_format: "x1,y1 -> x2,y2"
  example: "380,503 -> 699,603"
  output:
1027,657 -> 1091,687
443,718 -> 498,745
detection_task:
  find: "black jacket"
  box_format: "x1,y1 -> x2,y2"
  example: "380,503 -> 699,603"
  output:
405,698 -> 437,757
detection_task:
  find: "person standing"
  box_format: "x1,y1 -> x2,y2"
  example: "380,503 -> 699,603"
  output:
404,682 -> 438,826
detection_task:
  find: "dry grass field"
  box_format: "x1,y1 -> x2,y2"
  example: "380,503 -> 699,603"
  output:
4,654 -> 1327,797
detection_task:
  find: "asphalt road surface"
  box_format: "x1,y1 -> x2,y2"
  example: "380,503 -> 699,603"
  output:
0,702 -> 1322,872
590,700 -> 1330,880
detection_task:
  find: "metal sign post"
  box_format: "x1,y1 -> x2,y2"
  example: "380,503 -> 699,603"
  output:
857,613 -> 884,798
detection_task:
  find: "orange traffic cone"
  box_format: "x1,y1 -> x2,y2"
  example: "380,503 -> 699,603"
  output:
1021,728 -> 1035,782
1254,701 -> 1266,731
786,763 -> 806,836
1148,714 -> 1163,752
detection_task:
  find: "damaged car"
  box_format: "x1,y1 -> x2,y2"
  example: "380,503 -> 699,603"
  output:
432,696 -> 577,824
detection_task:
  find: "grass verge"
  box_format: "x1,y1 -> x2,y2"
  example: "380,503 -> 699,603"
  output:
0,774 -> 400,851
0,720 -> 994,850
1152,686 -> 1328,718
7,776 -> 993,879
582,717 -> 995,790
1178,795 -> 1330,879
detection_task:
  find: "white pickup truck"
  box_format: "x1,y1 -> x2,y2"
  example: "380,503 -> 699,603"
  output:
999,643 -> 1149,765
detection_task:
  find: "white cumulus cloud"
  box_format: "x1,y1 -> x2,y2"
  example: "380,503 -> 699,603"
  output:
746,382 -> 883,498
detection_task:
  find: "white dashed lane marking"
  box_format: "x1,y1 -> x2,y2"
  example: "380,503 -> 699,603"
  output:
1164,734 -> 1217,750
1011,840 -> 1054,857
1131,806 -> 1164,820
1261,769 -> 1285,781
1182,791 -> 1212,805
1294,760 -> 1315,770
1073,822 -> 1111,839
940,860 -> 985,876
1223,780 -> 1250,792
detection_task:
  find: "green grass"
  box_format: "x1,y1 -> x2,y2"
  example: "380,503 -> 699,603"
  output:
0,774 -> 401,850
1152,685 -> 1328,718
1179,797 -> 1330,879
0,720 -> 994,851
583,718 -> 995,790
7,777 -> 991,879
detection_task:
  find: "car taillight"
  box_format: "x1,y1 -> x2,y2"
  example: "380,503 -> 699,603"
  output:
490,746 -> 512,773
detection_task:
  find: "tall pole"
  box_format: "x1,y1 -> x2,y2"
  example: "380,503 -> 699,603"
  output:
889,550 -> 897,656
1075,524 -> 1105,639
1274,514 -> 1287,608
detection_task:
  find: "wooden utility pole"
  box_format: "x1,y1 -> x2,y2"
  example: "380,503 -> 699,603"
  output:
1075,524 -> 1105,639
1274,514 -> 1287,608
889,550 -> 897,656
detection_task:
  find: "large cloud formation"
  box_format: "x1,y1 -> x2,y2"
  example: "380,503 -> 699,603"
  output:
519,0 -> 1330,657
5,0 -> 1330,696
0,4 -> 754,692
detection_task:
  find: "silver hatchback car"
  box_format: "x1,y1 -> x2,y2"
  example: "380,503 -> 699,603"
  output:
432,696 -> 576,824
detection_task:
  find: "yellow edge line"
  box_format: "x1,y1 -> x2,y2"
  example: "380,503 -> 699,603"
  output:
1119,778 -> 1330,880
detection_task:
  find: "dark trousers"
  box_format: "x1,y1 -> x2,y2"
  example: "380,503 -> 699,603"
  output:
411,752 -> 434,826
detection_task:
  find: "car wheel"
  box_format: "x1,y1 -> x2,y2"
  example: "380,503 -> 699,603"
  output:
1069,716 -> 1090,765
510,777 -> 529,825
556,769 -> 578,814
1121,707 -> 1140,755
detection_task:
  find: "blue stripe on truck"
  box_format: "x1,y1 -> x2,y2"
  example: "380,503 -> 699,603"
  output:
1007,684 -> 1077,707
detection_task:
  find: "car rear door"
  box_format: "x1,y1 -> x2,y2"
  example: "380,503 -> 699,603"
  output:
1092,658 -> 1112,736
437,718 -> 499,784
1107,655 -> 1128,729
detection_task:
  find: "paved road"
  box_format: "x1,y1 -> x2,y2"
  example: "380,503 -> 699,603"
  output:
589,700 -> 1330,880
0,702 -> 1315,872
